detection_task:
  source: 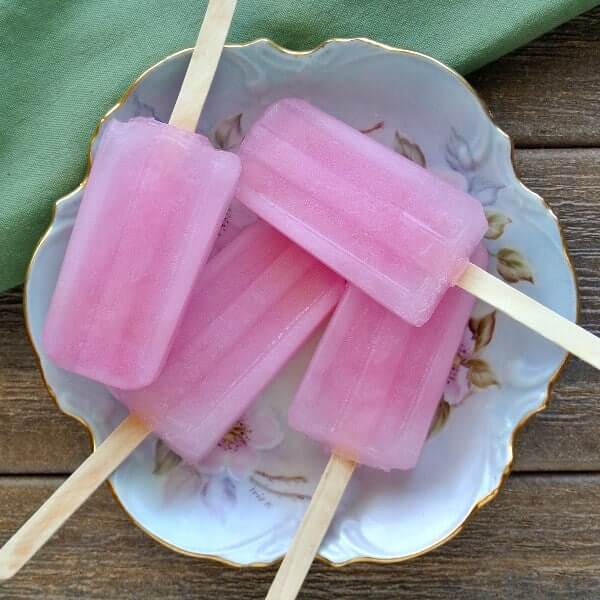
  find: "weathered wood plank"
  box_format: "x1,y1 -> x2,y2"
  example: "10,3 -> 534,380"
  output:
1,149 -> 600,473
512,149 -> 600,470
469,8 -> 600,147
1,12 -> 599,599
0,474 -> 599,598
0,292 -> 91,474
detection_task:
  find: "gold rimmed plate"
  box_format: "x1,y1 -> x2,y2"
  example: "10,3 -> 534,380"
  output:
24,39 -> 576,567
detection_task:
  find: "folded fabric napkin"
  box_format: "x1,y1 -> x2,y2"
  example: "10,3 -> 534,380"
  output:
0,0 -> 597,291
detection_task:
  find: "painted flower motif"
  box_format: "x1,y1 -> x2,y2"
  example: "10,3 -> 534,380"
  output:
393,132 -> 426,168
196,409 -> 284,481
211,113 -> 244,151
485,211 -> 512,240
444,128 -> 505,205
213,199 -> 258,253
441,310 -> 500,411
495,248 -> 535,284
445,329 -> 476,405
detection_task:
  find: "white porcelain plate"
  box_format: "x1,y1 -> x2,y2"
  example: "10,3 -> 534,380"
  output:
25,39 -> 576,566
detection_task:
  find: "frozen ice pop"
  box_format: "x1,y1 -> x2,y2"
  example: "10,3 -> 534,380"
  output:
42,0 -> 240,390
113,221 -> 345,464
238,98 -> 600,371
266,246 -> 487,600
237,98 -> 488,327
290,244 -> 488,471
1,1 -> 253,579
44,117 -> 240,389
2,221 -> 344,580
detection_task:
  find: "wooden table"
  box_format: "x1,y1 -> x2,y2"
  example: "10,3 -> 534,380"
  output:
1,9 -> 600,598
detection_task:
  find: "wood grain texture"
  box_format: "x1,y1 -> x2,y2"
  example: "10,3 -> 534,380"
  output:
0,290 -> 91,474
2,150 -> 600,474
266,454 -> 356,600
1,12 -> 600,596
458,262 -> 600,370
0,474 -> 599,598
169,0 -> 237,131
0,415 -> 149,581
512,149 -> 600,471
469,9 -> 600,148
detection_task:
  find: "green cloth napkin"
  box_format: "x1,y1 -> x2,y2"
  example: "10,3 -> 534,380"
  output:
1,0 -> 597,291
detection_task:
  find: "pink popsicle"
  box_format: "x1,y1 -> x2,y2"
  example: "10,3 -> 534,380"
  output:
289,245 -> 488,471
113,222 -> 345,465
237,98 -> 488,327
44,117 -> 240,389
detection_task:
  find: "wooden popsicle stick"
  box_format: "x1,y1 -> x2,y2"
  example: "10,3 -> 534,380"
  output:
458,263 -> 600,369
0,414 -> 150,581
266,454 -> 356,600
0,2 -> 239,581
169,0 -> 238,132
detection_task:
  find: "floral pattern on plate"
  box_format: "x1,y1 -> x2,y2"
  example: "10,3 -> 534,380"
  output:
24,39 -> 576,566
